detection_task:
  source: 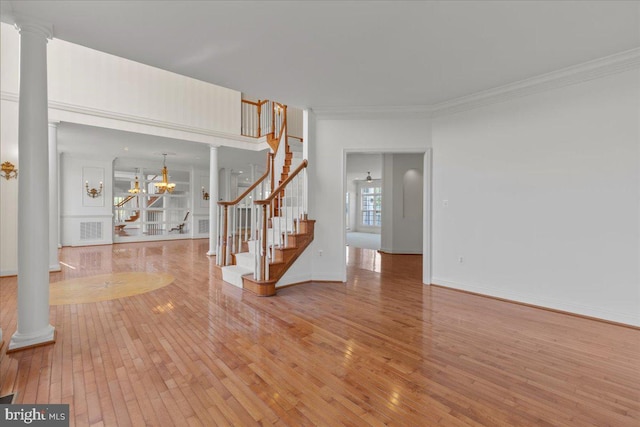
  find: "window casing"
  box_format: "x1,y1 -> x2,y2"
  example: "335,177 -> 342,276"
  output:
360,184 -> 381,228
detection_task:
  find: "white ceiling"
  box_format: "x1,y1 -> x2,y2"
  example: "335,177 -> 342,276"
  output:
2,1 -> 638,109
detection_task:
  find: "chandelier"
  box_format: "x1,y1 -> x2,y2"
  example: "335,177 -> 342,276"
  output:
154,154 -> 176,194
128,172 -> 141,194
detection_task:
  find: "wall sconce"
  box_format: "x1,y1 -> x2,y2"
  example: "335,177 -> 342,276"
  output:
85,181 -> 103,198
366,171 -> 372,182
1,161 -> 18,180
202,187 -> 210,200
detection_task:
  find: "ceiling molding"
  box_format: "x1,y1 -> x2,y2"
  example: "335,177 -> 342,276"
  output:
431,47 -> 640,117
313,48 -> 640,119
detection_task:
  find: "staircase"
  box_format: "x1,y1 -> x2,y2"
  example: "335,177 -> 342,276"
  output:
114,196 -> 161,229
216,100 -> 314,296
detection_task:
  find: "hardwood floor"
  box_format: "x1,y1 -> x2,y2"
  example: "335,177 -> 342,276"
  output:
1,240 -> 638,426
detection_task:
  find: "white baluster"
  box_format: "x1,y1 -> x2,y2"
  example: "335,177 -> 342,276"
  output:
284,189 -> 289,247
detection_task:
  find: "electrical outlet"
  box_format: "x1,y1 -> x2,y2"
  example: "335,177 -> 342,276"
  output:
318,249 -> 323,257
443,200 -> 449,207
458,256 -> 464,263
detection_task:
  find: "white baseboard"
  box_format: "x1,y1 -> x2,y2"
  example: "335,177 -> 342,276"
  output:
432,278 -> 640,327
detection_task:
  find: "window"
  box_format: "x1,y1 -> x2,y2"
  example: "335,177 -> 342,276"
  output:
360,186 -> 381,227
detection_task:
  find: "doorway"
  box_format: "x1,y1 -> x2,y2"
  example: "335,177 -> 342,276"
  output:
343,149 -> 432,283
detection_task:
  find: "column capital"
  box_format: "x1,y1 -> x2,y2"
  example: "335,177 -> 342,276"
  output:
13,15 -> 53,40
48,121 -> 60,128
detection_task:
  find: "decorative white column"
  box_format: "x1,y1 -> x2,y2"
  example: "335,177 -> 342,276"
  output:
207,146 -> 219,256
49,122 -> 60,271
9,19 -> 55,351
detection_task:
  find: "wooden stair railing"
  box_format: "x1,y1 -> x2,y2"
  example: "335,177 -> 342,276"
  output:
216,153 -> 273,267
218,100 -> 312,297
253,159 -> 309,284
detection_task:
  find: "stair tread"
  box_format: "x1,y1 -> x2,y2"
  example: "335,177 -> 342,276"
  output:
222,265 -> 252,274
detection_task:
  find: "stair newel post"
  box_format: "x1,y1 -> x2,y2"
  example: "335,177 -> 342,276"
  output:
295,172 -> 300,233
218,205 -> 224,265
261,203 -> 268,281
222,205 -> 230,266
303,166 -> 308,219
216,205 -> 220,265
271,102 -> 276,139
257,100 -> 262,137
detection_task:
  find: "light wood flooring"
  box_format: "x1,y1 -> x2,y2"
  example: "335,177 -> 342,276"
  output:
0,240 -> 638,426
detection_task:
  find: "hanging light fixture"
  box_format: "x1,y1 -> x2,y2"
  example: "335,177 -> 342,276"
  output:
1,161 -> 18,180
128,170 -> 141,194
154,154 -> 176,194
366,171 -> 372,182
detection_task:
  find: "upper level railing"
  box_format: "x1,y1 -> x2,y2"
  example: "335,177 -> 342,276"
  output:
241,99 -> 287,153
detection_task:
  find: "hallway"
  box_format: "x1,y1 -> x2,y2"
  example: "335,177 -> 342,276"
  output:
0,241 -> 638,426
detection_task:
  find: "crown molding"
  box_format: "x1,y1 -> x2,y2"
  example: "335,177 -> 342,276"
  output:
314,48 -> 640,119
1,90 -> 266,149
431,47 -> 640,117
312,105 -> 432,120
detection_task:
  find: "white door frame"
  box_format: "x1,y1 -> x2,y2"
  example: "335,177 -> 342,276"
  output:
342,147 -> 432,285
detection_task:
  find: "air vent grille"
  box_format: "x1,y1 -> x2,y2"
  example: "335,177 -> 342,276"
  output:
80,222 -> 103,240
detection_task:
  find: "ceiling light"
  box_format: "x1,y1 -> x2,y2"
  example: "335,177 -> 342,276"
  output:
154,154 -> 176,194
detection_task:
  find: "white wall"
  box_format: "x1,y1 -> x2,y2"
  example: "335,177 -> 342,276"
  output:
381,153 -> 423,254
0,100 -> 19,276
431,69 -> 640,326
60,154 -> 114,247
312,116 -> 431,281
1,22 -> 247,147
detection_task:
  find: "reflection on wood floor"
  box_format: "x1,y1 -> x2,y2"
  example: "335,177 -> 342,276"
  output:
0,241 -> 638,426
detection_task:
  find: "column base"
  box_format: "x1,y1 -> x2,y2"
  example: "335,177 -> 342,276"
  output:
7,325 -> 55,353
206,251 -> 217,256
49,263 -> 61,272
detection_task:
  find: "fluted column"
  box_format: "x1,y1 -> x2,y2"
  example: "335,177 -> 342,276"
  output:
9,18 -> 55,351
49,122 -> 60,271
207,146 -> 219,256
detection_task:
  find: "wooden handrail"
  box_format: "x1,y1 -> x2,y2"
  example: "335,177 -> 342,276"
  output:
218,161 -> 271,207
115,194 -> 136,208
255,159 -> 307,206
241,99 -> 269,107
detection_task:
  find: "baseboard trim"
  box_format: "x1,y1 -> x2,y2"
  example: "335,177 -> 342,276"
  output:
378,250 -> 422,255
276,280 -> 312,290
431,283 -> 640,331
6,330 -> 57,354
